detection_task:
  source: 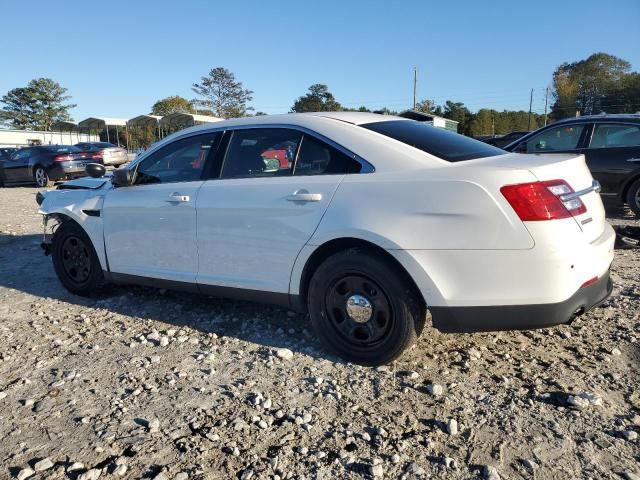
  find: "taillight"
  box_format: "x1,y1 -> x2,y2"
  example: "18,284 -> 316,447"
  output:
91,152 -> 104,160
53,154 -> 74,162
500,179 -> 587,221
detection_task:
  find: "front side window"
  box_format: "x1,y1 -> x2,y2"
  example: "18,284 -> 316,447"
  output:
135,133 -> 220,185
361,120 -> 504,162
590,123 -> 640,148
525,124 -> 585,152
294,135 -> 361,175
221,128 -> 301,179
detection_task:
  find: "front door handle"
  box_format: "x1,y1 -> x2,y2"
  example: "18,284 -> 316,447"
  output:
286,189 -> 322,202
166,192 -> 190,203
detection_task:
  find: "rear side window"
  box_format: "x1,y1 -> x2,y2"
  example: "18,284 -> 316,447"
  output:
361,120 -> 504,162
590,123 -> 640,148
294,135 -> 361,175
221,128 -> 301,179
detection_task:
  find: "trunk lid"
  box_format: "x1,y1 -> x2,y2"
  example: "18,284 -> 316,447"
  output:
476,152 -> 606,242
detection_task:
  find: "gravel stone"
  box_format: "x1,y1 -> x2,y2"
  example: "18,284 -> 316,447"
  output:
16,468 -> 35,480
275,348 -> 294,360
33,458 -> 54,472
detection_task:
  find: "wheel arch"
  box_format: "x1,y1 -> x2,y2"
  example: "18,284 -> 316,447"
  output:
620,171 -> 640,203
293,237 -> 435,313
42,207 -> 108,270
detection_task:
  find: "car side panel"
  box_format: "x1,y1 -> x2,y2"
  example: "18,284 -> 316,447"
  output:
39,189 -> 108,269
307,169 -> 537,251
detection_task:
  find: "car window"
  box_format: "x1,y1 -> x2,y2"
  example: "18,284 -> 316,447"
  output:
135,133 -> 220,185
13,149 -> 31,160
525,124 -> 585,152
221,128 -> 301,179
361,120 -> 504,162
294,135 -> 361,175
590,124 -> 640,148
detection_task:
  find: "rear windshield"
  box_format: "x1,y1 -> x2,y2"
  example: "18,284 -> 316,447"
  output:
361,120 -> 505,162
42,145 -> 81,153
94,142 -> 115,148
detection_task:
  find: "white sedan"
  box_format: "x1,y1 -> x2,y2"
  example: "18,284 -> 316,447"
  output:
37,112 -> 615,365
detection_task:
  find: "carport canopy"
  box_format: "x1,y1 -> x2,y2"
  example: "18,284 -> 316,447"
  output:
159,113 -> 222,128
127,115 -> 162,128
51,120 -> 78,131
78,117 -> 128,129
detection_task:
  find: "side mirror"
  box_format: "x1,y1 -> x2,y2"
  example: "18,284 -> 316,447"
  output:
85,163 -> 106,178
112,167 -> 133,187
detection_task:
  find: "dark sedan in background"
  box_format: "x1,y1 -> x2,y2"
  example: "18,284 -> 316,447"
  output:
504,114 -> 640,216
74,142 -> 128,166
0,145 -> 98,187
483,131 -> 529,148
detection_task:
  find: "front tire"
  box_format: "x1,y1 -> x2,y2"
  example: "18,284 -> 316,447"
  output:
308,248 -> 425,365
34,166 -> 52,187
626,178 -> 640,217
52,221 -> 104,295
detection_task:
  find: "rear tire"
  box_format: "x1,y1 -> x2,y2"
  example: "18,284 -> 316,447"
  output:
307,248 -> 425,365
34,166 -> 52,187
52,221 -> 104,295
626,178 -> 640,217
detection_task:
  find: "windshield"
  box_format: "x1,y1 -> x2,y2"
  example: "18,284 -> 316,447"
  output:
361,120 -> 505,162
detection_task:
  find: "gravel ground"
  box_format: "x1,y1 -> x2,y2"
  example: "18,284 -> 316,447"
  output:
0,186 -> 638,480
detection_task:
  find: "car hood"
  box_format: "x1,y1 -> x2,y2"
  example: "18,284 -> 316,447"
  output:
56,176 -> 111,190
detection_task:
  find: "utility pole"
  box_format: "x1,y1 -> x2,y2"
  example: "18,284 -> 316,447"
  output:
543,87 -> 549,126
527,88 -> 534,131
413,67 -> 417,110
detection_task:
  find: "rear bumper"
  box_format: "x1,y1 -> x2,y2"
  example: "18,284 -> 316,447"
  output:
430,269 -> 612,333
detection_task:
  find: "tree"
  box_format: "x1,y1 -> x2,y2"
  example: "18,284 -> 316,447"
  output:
151,95 -> 194,116
442,101 -> 472,135
291,84 -> 342,112
192,67 -> 253,118
0,78 -> 76,130
551,53 -> 635,118
414,98 -> 437,114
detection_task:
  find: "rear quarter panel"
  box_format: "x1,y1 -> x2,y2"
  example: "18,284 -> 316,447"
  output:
308,167 -> 537,250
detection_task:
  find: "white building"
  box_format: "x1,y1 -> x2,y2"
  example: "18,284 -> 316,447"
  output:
0,129 -> 98,147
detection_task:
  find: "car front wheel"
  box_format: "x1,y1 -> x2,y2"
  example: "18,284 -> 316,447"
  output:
626,178 -> 640,217
308,248 -> 425,365
34,166 -> 51,187
52,221 -> 104,295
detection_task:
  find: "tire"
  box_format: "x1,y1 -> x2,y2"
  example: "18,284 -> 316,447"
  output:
51,221 -> 105,295
307,248 -> 426,365
626,178 -> 640,217
34,166 -> 52,187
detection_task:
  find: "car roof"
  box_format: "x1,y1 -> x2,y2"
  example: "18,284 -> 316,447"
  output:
553,113 -> 640,124
132,112 -> 445,173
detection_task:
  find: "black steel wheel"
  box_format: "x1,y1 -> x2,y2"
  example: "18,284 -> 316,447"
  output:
308,247 -> 425,365
324,274 -> 393,347
52,221 -> 104,295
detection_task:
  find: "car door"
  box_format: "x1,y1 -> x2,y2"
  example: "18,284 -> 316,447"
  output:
102,132 -> 220,283
2,148 -> 33,183
196,127 -> 364,295
582,122 -> 640,196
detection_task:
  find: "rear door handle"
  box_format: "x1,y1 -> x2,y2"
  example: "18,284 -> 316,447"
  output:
286,189 -> 322,202
166,192 -> 190,203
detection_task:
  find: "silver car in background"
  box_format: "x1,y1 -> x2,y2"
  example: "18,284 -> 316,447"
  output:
74,142 -> 128,166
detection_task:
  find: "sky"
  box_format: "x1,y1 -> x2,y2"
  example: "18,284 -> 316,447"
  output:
1,0 -> 639,121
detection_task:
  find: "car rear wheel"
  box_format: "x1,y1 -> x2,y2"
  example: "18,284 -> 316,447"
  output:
626,178 -> 640,217
52,221 -> 104,295
34,166 -> 51,187
308,248 -> 425,365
